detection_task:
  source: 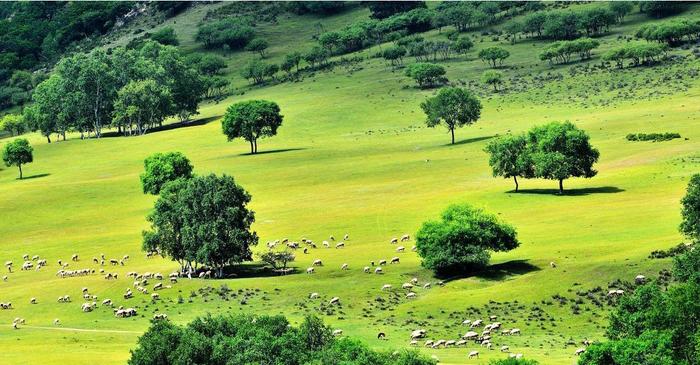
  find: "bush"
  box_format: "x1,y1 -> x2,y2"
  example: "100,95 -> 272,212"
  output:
625,132 -> 681,142
539,38 -> 600,65
636,19 -> 700,46
404,63 -> 446,88
196,18 -> 255,50
416,204 -> 519,274
478,46 -> 510,68
603,43 -> 667,68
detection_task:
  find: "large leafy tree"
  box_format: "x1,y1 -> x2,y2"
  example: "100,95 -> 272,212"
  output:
680,174 -> 700,242
415,204 -> 520,274
112,79 -> 173,136
2,138 -> 33,179
420,87 -> 482,144
485,134 -> 533,192
0,114 -> 27,136
143,174 -> 258,277
222,100 -> 283,154
404,63 -> 447,88
140,152 -> 194,195
478,46 -> 510,68
527,121 -> 599,194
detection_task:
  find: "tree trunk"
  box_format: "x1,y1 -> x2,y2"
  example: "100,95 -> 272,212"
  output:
559,179 -> 564,194
249,140 -> 254,154
254,139 -> 258,153
450,128 -> 455,144
514,176 -> 519,192
46,135 -> 51,143
18,164 -> 22,179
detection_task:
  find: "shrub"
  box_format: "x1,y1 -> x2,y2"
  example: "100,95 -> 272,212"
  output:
404,63 -> 446,88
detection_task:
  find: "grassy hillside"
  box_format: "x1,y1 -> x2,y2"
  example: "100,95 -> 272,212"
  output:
2,3 -> 700,364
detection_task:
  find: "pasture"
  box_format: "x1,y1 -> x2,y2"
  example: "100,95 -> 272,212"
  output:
2,3 -> 700,364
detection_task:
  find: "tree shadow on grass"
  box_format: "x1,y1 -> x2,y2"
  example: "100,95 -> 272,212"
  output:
443,135 -> 496,147
239,148 -> 307,156
219,263 -> 299,279
101,115 -> 222,138
509,186 -> 625,196
19,173 -> 50,180
438,259 -> 541,283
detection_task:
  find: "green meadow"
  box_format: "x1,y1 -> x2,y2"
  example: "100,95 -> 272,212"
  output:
2,3 -> 700,364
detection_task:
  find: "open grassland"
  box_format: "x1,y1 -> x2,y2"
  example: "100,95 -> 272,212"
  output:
2,3 -> 700,365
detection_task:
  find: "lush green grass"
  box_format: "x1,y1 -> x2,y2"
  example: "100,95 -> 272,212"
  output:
2,3 -> 700,365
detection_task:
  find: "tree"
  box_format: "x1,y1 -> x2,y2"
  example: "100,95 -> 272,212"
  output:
527,121 -> 599,194
222,100 -> 284,154
368,1 -> 426,19
282,52 -> 302,74
140,152 -> 194,195
150,27 -> 179,46
404,63 -> 447,88
609,2 -> 634,23
640,1 -> 687,18
195,18 -> 255,50
246,38 -> 269,58
481,70 -> 503,92
673,245 -> 700,285
2,138 -> 33,179
0,114 -> 27,136
112,79 -> 172,136
453,37 -> 474,56
485,134 -> 533,192
478,47 -> 510,68
680,174 -> 700,242
542,11 -> 581,40
382,45 -> 406,67
522,12 -> 547,37
303,46 -> 329,69
143,174 -> 258,277
415,204 -> 520,275
420,87 -> 481,144
504,21 -> 523,44
259,250 -> 295,274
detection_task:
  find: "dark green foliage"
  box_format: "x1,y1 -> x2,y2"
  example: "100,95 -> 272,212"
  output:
673,245 -> 700,284
625,133 -> 681,142
149,27 -> 179,46
129,314 -> 436,365
286,1 -> 347,15
404,63 -> 447,88
143,174 -> 258,275
222,100 -> 283,154
416,204 -> 520,275
382,45 -> 407,66
578,331 -> 675,365
367,1 -> 426,19
2,138 -> 33,179
246,38 -> 269,58
609,2 -> 635,23
453,37 -> 474,56
603,43 -> 668,68
680,174 -> 700,243
489,358 -> 539,365
543,11 -> 581,40
640,1 -> 688,18
526,121 -> 599,193
140,152 -> 194,195
539,38 -> 600,65
304,46 -> 330,69
485,134 -> 533,191
241,59 -> 278,84
195,18 -> 255,50
420,87 -> 481,144
481,70 -> 503,91
259,250 -> 295,272
281,52 -> 303,75
478,47 -> 510,68
0,114 -> 27,136
579,8 -> 617,37
636,19 -> 700,46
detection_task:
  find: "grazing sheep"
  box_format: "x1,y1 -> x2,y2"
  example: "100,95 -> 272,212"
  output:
153,282 -> 163,291
363,266 -> 371,273
396,246 -> 405,252
381,284 -> 392,291
402,283 -> 414,289
410,277 -> 418,284
550,261 -> 557,268
424,340 -> 434,348
410,340 -> 418,346
468,350 -> 479,359
343,234 -> 349,240
411,246 -> 417,252
432,339 -> 445,348
635,275 -> 646,285
608,289 -> 625,296
463,331 -> 479,340
309,292 -> 319,299
462,320 -> 471,326
445,340 -> 456,347
322,241 -> 330,248
30,298 -> 37,304
2,275 -> 7,282
377,332 -> 386,339
501,345 -> 510,352
390,257 -> 400,264
22,254 -> 29,261
575,348 -> 586,356
306,267 -> 315,274
390,238 -> 398,244
456,340 -> 467,347
153,313 -> 168,320
53,319 -> 60,325
401,234 -> 410,241
471,319 -> 483,328
489,315 -> 497,321
486,342 -> 493,350
329,235 -> 335,241
378,259 -> 387,266
423,283 -> 431,289
329,297 -> 340,305
405,292 -> 416,299
151,293 -> 160,300
374,267 -> 383,274
509,328 -> 521,335
102,299 -> 112,306
312,259 -> 323,266
332,329 -> 343,336
335,242 -> 345,249
341,263 -> 348,270
410,329 -> 426,339
71,254 -> 79,262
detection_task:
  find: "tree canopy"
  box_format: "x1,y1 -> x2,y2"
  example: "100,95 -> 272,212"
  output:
142,174 -> 258,276
680,174 -> 700,242
222,100 -> 284,154
478,46 -> 510,68
420,87 -> 482,144
481,70 -> 504,91
416,204 -> 520,275
405,63 -> 447,88
2,138 -> 33,179
140,152 -> 194,195
485,134 -> 533,192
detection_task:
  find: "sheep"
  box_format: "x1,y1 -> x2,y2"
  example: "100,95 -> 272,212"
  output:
424,340 -> 434,348
575,348 -> 586,356
423,283 -> 431,289
153,313 -> 168,320
2,275 -> 7,282
471,319 -> 483,328
489,315 -> 498,321
410,329 -> 426,339
151,293 -> 160,300
309,292 -> 319,299
154,282 -> 163,291
53,319 -> 60,325
343,234 -> 349,240
405,292 -> 416,299
31,255 -> 39,261
374,267 -> 383,274
462,320 -> 472,326
378,259 -> 387,266
377,332 -> 386,339
22,254 -> 29,261
456,340 -> 467,347
306,267 -> 315,274
381,284 -> 392,291
329,297 -> 340,305
401,234 -> 410,242
332,329 -> 343,336
550,261 -> 557,268
402,283 -> 414,289
468,350 -> 479,359
410,277 -> 419,285
329,235 -> 335,241
409,340 -> 418,346
432,339 -> 445,348
102,299 -> 113,306
463,331 -> 479,340
509,328 -> 521,335
123,255 -> 130,261
635,275 -> 646,285
445,340 -> 456,347
363,266 -> 371,273
396,246 -> 405,252
93,257 -> 99,264
341,263 -> 348,270
12,322 -> 18,330
607,289 -> 625,297
390,238 -> 399,244
485,342 -> 493,350
335,242 -> 345,249
30,298 -> 37,304
501,345 -> 510,352
390,257 -> 400,264
71,254 -> 79,262
322,241 -> 330,248
312,259 -> 323,266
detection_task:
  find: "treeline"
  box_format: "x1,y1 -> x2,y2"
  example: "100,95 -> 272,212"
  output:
21,41 -> 230,142
539,38 -> 600,65
603,43 -> 668,69
626,132 -> 681,142
129,314 -> 436,365
636,18 -> 700,46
